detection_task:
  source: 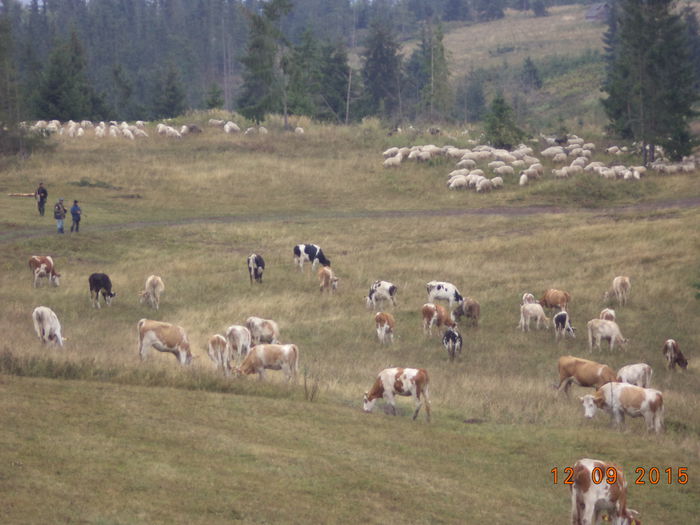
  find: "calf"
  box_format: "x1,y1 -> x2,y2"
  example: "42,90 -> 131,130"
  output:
365,280 -> 397,310
518,303 -> 549,331
318,266 -> 339,294
225,324 -> 252,361
235,343 -> 299,381
451,297 -> 480,327
442,328 -> 463,362
421,303 -> 454,336
662,339 -> 688,370
363,367 -> 431,422
138,275 -> 164,310
137,319 -> 192,365
557,355 -> 616,396
539,288 -> 571,310
570,458 -> 641,525
375,312 -> 395,345
604,275 -> 631,306
599,308 -> 616,321
31,306 -> 64,347
553,310 -> 575,341
247,253 -> 265,284
426,281 -> 464,309
587,319 -> 628,352
245,316 -> 280,345
28,255 -> 60,287
293,243 -> 330,271
580,382 -> 664,433
207,334 -> 232,376
617,363 -> 653,388
89,273 -> 116,309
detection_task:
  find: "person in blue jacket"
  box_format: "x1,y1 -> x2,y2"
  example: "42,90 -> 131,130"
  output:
70,200 -> 82,233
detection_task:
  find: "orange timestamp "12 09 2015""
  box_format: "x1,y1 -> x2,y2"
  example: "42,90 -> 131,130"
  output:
551,466 -> 688,485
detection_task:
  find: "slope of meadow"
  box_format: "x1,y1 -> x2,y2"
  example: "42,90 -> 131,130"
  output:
1,124 -> 699,523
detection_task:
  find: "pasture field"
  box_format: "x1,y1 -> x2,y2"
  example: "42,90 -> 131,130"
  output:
1,123 -> 699,524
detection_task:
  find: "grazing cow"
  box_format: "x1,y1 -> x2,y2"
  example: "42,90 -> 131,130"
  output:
421,303 -> 454,335
442,328 -> 463,362
28,255 -> 60,287
553,310 -> 576,341
293,243 -> 330,271
138,275 -> 164,310
662,339 -> 688,370
521,292 -> 536,305
363,367 -> 431,422
89,273 -> 116,309
207,334 -> 232,375
557,355 -> 616,396
365,280 -> 397,310
247,253 -> 265,284
617,363 -> 653,388
235,343 -> 299,381
137,319 -> 192,365
451,297 -> 480,327
31,306 -> 64,347
426,281 -> 464,309
604,275 -> 631,306
570,458 -> 641,525
375,312 -> 395,345
580,382 -> 664,433
599,308 -> 616,321
539,288 -> 571,311
225,324 -> 252,361
318,266 -> 339,294
587,319 -> 628,352
245,316 -> 280,345
518,303 -> 550,331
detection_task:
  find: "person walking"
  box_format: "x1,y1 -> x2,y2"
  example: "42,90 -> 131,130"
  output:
53,198 -> 67,234
70,200 -> 82,232
35,182 -> 48,216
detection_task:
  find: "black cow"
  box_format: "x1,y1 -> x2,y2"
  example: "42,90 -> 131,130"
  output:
442,328 -> 463,362
89,273 -> 116,309
293,243 -> 330,271
553,311 -> 576,341
247,253 -> 265,284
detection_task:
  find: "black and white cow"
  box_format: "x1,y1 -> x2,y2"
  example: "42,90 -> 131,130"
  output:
89,273 -> 116,309
553,310 -> 576,341
442,327 -> 463,362
365,280 -> 398,310
293,244 -> 330,271
426,281 -> 464,309
247,253 -> 265,284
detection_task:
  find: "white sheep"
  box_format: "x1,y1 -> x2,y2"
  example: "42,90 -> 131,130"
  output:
519,173 -> 529,186
476,178 -> 493,192
494,165 -> 514,176
490,176 -> 503,188
448,175 -> 469,190
383,153 -> 403,168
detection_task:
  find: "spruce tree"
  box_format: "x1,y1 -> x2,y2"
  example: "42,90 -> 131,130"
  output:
484,94 -> 525,149
318,41 -> 352,123
602,0 -> 697,161
521,56 -> 542,91
361,17 -> 403,118
152,64 -> 186,119
204,83 -> 224,110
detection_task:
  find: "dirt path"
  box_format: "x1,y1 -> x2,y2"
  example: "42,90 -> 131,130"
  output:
2,196 -> 699,243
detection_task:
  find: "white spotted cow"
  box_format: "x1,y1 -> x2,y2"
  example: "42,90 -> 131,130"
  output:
245,316 -> 280,345
235,343 -> 299,382
617,363 -> 653,388
426,281 -> 464,309
31,306 -> 64,347
363,367 -> 431,422
553,310 -> 575,341
365,280 -> 397,310
580,382 -> 664,433
247,253 -> 265,284
293,243 -> 330,272
137,319 -> 193,365
28,255 -> 61,287
442,327 -> 463,362
570,458 -> 641,525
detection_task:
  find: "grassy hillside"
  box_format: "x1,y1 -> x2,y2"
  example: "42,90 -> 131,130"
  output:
1,125 -> 699,523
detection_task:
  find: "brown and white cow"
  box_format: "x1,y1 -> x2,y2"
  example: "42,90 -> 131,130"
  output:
540,288 -> 571,311
617,363 -> 653,388
234,343 -> 299,381
137,319 -> 192,365
318,266 -> 339,294
662,339 -> 688,370
580,382 -> 664,433
604,275 -> 631,306
245,316 -> 280,345
421,303 -> 454,336
28,255 -> 60,287
225,324 -> 252,361
138,275 -> 165,310
599,308 -> 616,321
570,458 -> 641,525
587,319 -> 628,352
363,367 -> 431,422
451,297 -> 480,327
557,356 -> 616,396
375,312 -> 395,345
207,334 -> 232,375
31,306 -> 64,346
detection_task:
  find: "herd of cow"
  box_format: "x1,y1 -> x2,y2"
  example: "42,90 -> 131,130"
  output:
27,242 -> 691,523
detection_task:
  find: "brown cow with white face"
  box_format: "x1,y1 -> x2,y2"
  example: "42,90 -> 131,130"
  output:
137,319 -> 192,365
421,303 -> 454,336
662,339 -> 688,370
363,367 -> 431,422
28,256 -> 60,287
375,312 -> 395,345
557,356 -> 616,396
580,382 -> 664,433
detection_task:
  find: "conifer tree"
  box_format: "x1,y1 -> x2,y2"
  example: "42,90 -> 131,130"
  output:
152,64 -> 186,119
204,83 -> 224,109
521,56 -> 542,91
361,17 -> 403,118
318,41 -> 352,123
484,94 -> 525,149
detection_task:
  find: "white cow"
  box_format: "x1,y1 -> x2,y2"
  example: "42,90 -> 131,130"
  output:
31,306 -> 64,346
365,280 -> 397,310
207,334 -> 232,375
245,316 -> 279,345
139,275 -> 165,310
225,324 -> 252,361
426,281 -> 464,309
617,363 -> 653,388
587,319 -> 628,352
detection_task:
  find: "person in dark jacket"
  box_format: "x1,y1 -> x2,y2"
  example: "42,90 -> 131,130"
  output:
35,182 -> 48,216
70,200 -> 82,232
54,198 -> 67,233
